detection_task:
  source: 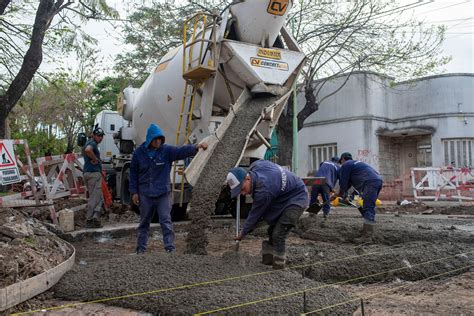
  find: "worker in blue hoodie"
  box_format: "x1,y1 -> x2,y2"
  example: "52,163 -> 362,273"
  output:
226,160 -> 309,269
309,156 -> 340,218
130,123 -> 208,254
337,152 -> 383,243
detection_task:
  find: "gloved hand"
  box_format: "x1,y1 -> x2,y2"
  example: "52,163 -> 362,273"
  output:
234,234 -> 243,241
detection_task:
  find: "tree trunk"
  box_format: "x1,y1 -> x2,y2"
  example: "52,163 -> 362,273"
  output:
297,84 -> 319,131
0,0 -> 11,15
277,83 -> 321,169
277,96 -> 294,168
0,0 -> 63,138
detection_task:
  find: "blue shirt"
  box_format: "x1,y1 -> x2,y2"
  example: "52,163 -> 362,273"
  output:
338,160 -> 382,195
315,161 -> 340,190
129,143 -> 198,197
242,160 -> 309,237
83,139 -> 102,173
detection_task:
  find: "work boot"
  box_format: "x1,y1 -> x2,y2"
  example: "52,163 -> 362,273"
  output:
85,219 -> 95,229
92,218 -> 103,228
261,240 -> 273,265
136,247 -> 145,255
272,255 -> 286,270
353,223 -> 375,244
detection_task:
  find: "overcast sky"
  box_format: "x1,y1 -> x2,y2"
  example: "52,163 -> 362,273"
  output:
41,0 -> 474,77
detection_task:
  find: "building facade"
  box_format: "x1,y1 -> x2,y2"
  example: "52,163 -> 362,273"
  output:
297,72 -> 474,200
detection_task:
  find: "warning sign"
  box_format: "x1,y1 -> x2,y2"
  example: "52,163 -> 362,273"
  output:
0,140 -> 21,185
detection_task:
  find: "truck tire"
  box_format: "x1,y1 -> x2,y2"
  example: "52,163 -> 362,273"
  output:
171,203 -> 187,222
230,196 -> 251,219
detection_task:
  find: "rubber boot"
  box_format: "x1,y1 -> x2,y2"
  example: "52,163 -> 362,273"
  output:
272,255 -> 286,270
261,240 -> 273,265
353,223 -> 375,244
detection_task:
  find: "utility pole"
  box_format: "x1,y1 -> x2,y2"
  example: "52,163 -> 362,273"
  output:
291,18 -> 299,175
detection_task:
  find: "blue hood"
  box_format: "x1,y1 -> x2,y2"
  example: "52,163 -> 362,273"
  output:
145,123 -> 165,148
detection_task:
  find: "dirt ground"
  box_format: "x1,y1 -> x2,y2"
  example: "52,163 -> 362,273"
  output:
4,203 -> 473,315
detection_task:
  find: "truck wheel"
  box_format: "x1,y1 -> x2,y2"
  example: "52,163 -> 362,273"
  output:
171,203 -> 187,222
230,196 -> 251,219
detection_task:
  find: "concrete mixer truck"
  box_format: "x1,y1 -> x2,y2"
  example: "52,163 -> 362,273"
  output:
104,0 -> 305,220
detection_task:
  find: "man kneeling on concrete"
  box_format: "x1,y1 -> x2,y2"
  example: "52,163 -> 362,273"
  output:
227,160 -> 309,269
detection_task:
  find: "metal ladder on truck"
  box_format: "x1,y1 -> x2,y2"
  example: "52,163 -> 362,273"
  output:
172,12 -> 219,206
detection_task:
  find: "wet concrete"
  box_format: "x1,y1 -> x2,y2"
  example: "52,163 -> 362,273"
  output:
186,96 -> 278,255
53,252 -> 356,315
296,213 -> 474,245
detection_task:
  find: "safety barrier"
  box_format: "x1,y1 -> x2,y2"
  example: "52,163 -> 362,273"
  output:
36,153 -> 85,200
411,167 -> 474,202
0,139 -> 86,224
0,140 -> 41,208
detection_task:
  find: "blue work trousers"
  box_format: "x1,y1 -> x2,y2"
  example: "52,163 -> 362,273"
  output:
361,180 -> 383,223
137,193 -> 175,252
268,206 -> 305,257
310,184 -> 331,215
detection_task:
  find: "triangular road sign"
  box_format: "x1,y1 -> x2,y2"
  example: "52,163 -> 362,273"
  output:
0,142 -> 16,167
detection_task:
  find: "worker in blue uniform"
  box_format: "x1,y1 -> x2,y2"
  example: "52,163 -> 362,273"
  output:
130,123 -> 207,254
227,160 -> 309,269
309,156 -> 340,218
337,152 -> 383,243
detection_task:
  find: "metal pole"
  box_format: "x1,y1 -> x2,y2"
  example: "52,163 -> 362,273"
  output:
236,196 -> 240,236
291,18 -> 299,175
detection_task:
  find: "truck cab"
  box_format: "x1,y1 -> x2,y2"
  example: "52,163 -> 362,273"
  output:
94,110 -> 127,166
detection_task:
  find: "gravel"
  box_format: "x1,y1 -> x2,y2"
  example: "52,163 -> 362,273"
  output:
186,95 -> 279,255
53,251 -> 356,315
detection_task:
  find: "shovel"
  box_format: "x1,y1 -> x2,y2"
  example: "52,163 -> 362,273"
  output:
234,196 -> 241,252
306,198 -> 333,214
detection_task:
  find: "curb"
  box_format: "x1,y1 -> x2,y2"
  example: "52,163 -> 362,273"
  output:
0,240 -> 76,312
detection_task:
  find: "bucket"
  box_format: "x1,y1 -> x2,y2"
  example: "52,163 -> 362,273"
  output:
58,209 -> 75,232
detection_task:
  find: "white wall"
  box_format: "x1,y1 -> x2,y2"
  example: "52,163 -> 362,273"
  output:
297,73 -> 474,177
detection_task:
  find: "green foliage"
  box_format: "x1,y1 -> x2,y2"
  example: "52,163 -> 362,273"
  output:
114,1 -> 226,81
11,130 -> 66,161
22,236 -> 38,247
92,76 -> 129,111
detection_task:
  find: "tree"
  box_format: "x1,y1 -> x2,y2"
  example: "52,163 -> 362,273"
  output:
11,70 -> 94,154
276,0 -> 449,165
0,0 -> 118,138
114,0 -> 226,82
111,0 -> 448,166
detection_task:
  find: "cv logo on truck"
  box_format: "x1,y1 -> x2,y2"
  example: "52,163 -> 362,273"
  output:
267,0 -> 289,16
250,57 -> 289,71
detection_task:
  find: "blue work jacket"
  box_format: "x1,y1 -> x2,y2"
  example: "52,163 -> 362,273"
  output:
129,143 -> 197,197
315,161 -> 340,190
338,160 -> 382,195
242,160 -> 308,237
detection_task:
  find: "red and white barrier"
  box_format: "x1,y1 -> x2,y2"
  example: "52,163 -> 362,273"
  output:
0,139 -> 87,224
411,167 -> 474,202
